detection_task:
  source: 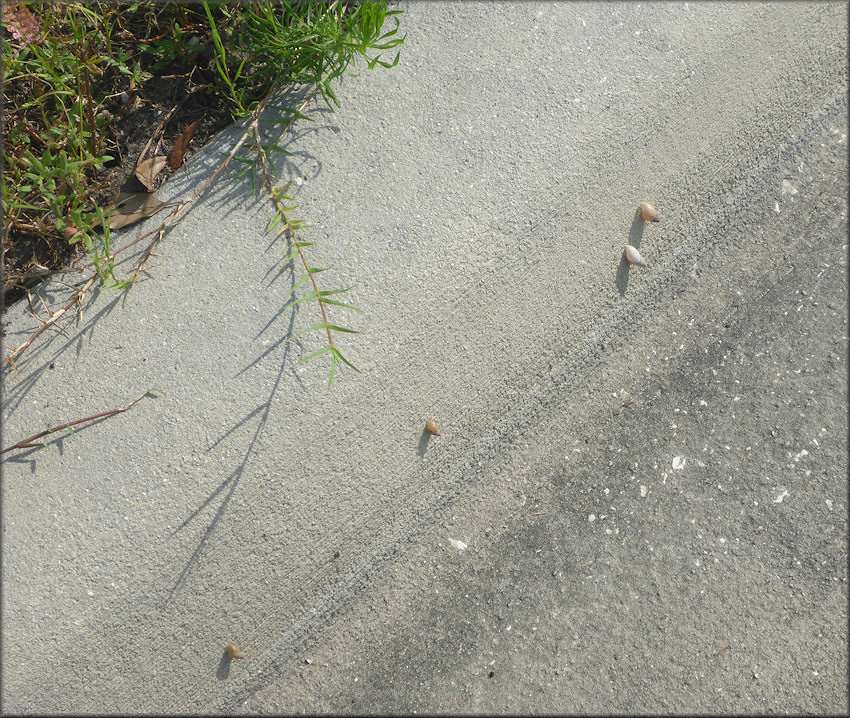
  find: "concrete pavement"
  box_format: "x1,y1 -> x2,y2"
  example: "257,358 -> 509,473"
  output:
2,2 -> 847,713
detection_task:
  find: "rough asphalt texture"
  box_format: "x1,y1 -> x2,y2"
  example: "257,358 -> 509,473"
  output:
2,2 -> 848,714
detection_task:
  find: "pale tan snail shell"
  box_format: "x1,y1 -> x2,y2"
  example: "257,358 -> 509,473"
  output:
623,245 -> 648,267
225,643 -> 244,659
425,420 -> 441,436
638,201 -> 659,222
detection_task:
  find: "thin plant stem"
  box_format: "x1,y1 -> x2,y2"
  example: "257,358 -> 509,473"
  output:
1,387 -> 158,454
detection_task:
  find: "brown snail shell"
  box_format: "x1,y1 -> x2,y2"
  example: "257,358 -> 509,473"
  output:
638,202 -> 659,222
425,420 -> 441,436
623,245 -> 648,267
225,643 -> 244,659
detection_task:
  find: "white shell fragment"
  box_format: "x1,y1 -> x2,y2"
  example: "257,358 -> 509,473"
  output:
624,244 -> 648,267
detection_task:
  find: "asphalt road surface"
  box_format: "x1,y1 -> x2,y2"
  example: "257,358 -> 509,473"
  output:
2,2 -> 847,714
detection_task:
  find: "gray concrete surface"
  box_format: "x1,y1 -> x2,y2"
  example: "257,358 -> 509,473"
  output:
2,2 -> 847,714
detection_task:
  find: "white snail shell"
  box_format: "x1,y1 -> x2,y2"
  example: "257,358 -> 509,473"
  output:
623,245 -> 648,267
638,201 -> 660,222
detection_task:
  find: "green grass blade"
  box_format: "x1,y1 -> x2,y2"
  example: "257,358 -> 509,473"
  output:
288,272 -> 313,292
267,210 -> 283,232
282,247 -> 301,264
287,322 -> 331,341
284,291 -> 318,309
319,298 -> 362,312
332,347 -> 360,372
297,344 -> 332,364
317,286 -> 354,297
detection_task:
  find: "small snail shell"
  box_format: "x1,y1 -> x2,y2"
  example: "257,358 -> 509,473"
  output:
425,420 -> 441,436
623,245 -> 648,267
638,202 -> 660,222
225,643 -> 244,659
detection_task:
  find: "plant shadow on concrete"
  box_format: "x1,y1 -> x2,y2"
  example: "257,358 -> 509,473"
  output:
3,0 -> 404,391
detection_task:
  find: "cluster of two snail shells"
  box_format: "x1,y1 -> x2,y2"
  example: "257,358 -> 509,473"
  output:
623,202 -> 658,268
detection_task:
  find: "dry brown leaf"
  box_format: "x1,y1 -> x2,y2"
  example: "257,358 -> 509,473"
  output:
168,120 -> 200,170
107,192 -> 167,230
135,155 -> 168,191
